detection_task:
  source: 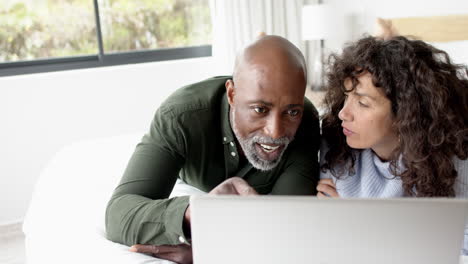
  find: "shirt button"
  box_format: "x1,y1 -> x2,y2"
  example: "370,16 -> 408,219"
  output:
231,152 -> 236,157
223,137 -> 227,142
179,236 -> 186,243
230,142 -> 235,147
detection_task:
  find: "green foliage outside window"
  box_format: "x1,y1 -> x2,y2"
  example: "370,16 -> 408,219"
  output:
0,0 -> 212,63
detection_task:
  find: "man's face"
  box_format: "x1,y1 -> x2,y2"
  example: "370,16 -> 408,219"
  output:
226,65 -> 306,171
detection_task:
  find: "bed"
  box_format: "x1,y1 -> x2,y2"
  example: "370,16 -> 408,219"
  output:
387,14 -> 468,65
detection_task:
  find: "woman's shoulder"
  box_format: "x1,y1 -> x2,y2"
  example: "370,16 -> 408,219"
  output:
319,139 -> 364,179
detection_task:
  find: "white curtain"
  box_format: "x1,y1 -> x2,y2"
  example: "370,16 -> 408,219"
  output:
210,0 -> 316,75
209,0 -> 321,88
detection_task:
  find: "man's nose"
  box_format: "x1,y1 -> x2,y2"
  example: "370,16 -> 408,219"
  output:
263,115 -> 285,139
338,100 -> 353,122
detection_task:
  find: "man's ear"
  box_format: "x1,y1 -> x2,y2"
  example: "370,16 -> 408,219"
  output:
225,79 -> 235,105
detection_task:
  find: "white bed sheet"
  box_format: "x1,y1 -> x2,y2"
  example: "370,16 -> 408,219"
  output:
22,133 -> 468,264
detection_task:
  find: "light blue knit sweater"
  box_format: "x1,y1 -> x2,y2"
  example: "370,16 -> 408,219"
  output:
320,143 -> 468,254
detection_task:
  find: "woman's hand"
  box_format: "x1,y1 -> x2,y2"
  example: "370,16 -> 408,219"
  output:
317,179 -> 339,198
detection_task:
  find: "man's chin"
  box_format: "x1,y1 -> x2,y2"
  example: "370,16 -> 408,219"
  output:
250,160 -> 279,171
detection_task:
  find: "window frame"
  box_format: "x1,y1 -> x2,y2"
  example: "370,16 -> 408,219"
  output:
0,0 -> 212,77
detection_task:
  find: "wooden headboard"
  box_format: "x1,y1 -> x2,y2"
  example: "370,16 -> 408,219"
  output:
389,14 -> 468,42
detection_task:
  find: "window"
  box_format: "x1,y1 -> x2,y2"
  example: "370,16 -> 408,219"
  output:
0,0 -> 212,76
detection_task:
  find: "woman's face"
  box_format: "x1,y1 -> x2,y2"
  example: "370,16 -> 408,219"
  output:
338,72 -> 399,160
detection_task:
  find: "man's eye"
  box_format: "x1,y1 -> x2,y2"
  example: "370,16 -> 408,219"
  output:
287,109 -> 300,116
254,107 -> 267,114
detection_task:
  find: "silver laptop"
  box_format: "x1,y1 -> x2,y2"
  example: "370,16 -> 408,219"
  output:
190,196 -> 468,264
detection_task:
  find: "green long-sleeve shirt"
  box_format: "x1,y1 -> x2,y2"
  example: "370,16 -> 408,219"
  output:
105,76 -> 321,246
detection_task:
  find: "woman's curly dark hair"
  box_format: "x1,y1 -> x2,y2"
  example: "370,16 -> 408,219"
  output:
321,35 -> 468,197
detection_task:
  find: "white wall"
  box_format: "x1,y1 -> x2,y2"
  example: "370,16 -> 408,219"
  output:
0,57 -> 218,225
323,0 -> 468,54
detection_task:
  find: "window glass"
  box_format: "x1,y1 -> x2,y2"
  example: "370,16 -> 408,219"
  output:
0,0 -> 97,63
98,0 -> 212,53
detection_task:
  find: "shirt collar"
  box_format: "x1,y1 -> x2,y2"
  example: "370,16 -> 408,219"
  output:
221,93 -> 236,144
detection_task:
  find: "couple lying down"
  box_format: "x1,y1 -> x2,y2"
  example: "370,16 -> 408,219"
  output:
105,34 -> 468,263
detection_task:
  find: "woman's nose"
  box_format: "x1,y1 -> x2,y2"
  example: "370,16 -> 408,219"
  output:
338,99 -> 353,122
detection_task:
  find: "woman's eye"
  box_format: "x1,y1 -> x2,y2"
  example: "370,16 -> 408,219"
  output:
287,109 -> 300,116
359,102 -> 369,108
254,107 -> 267,114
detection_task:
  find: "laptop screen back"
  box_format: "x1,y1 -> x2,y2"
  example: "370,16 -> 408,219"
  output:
190,196 -> 468,264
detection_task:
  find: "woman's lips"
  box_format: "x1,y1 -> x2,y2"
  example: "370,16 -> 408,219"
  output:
342,126 -> 354,136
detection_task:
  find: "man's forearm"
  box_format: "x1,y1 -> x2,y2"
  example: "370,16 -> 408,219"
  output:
105,194 -> 190,246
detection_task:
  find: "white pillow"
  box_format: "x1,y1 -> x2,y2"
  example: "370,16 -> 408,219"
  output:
23,133 -> 204,264
430,40 -> 468,66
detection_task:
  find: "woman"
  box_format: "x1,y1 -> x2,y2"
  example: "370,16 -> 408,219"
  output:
317,35 -> 468,252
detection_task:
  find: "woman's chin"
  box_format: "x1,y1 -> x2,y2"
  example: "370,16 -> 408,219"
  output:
346,138 -> 367,150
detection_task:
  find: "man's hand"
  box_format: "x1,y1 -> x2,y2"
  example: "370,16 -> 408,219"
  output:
317,178 -> 339,198
131,178 -> 256,263
130,244 -> 192,264
209,176 -> 258,195
184,177 -> 257,229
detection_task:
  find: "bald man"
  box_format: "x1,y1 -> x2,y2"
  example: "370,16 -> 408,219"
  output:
105,36 -> 320,263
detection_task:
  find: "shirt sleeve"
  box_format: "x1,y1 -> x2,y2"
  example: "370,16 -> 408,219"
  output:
105,106 -> 190,246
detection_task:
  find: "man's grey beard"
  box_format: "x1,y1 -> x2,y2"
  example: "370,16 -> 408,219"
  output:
230,109 -> 293,171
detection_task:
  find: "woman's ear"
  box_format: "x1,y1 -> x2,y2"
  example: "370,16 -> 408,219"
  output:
226,79 -> 235,105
